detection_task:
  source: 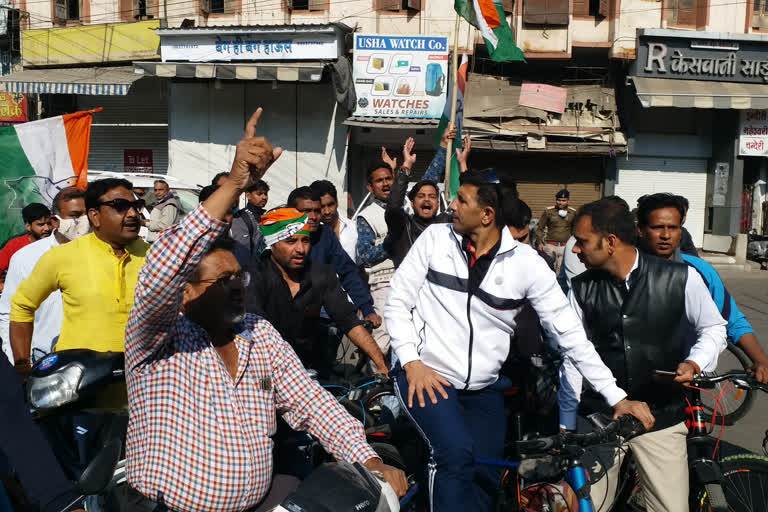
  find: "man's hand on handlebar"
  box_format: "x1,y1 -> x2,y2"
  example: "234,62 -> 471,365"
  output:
364,458 -> 408,497
403,360 -> 451,408
364,313 -> 382,329
613,398 -> 655,431
752,358 -> 768,385
674,360 -> 700,385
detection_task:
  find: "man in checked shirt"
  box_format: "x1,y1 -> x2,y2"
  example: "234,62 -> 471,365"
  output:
123,109 -> 407,512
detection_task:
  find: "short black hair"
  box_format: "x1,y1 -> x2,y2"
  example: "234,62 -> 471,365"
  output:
188,235 -> 237,283
22,203 -> 51,224
366,162 -> 393,184
246,179 -> 270,194
458,171 -> 505,229
85,178 -> 134,211
198,185 -> 217,203
675,195 -> 690,212
310,180 -> 338,202
574,197 -> 637,245
154,179 -> 169,188
636,193 -> 685,227
502,198 -> 532,230
51,187 -> 86,215
211,172 -> 229,186
287,186 -> 320,208
408,180 -> 439,202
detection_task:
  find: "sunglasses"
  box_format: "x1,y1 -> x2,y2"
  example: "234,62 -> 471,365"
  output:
195,270 -> 251,289
97,199 -> 145,213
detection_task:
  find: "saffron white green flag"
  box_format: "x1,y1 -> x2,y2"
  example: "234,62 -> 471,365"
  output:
455,0 -> 526,62
434,54 -> 469,201
0,110 -> 96,246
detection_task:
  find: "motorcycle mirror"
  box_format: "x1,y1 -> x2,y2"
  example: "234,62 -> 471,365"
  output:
76,439 -> 121,496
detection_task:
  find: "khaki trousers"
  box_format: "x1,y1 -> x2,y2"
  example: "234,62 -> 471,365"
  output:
590,421 -> 689,512
541,244 -> 566,275
370,282 -> 391,355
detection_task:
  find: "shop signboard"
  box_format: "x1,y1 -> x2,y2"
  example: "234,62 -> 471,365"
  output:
739,110 -> 768,156
160,32 -> 340,62
124,149 -> 153,173
352,34 -> 449,119
0,93 -> 27,123
634,33 -> 768,84
23,20 -> 160,67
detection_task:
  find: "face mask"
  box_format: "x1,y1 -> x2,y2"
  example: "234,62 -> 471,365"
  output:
56,214 -> 91,241
558,209 -> 568,218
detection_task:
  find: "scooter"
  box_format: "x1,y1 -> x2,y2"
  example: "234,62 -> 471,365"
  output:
26,349 -> 128,510
274,461 -> 400,512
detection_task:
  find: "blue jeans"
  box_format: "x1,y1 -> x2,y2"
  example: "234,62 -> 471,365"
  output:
393,365 -> 507,512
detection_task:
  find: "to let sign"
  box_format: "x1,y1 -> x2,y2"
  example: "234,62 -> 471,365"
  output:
124,149 -> 153,172
0,93 -> 27,122
739,110 -> 768,156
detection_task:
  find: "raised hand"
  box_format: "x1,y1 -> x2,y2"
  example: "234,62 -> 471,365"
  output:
439,124 -> 457,148
229,108 -> 283,190
455,134 -> 471,173
402,137 -> 417,169
381,146 -> 397,171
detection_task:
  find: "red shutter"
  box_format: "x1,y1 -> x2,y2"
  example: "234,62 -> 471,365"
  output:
407,0 -> 421,10
573,0 -> 589,15
598,0 -> 610,16
374,0 -> 401,10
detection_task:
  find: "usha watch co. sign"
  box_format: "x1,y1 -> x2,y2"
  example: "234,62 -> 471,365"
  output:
633,34 -> 768,84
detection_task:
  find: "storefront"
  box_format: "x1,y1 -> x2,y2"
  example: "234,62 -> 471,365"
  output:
621,29 -> 768,245
0,21 -> 166,173
134,23 -> 352,206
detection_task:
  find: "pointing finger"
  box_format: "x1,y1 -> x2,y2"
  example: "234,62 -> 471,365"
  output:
245,108 -> 263,138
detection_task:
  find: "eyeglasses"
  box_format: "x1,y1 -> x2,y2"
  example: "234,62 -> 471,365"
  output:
97,199 -> 145,213
195,270 -> 251,289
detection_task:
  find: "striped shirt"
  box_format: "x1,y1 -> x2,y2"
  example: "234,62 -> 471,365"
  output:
124,204 -> 377,512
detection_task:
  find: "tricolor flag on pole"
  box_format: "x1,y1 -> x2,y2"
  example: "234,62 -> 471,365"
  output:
0,109 -> 98,245
455,0 -> 526,63
435,54 -> 469,200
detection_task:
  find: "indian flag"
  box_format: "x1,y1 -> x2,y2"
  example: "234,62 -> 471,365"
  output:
456,0 -> 526,62
0,109 -> 97,246
434,54 -> 469,200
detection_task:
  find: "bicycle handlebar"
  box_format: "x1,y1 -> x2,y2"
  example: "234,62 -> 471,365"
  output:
516,415 -> 646,457
691,371 -> 768,392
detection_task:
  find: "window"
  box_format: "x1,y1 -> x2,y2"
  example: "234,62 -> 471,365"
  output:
201,0 -> 236,14
573,0 -> 608,17
374,0 -> 422,11
666,0 -> 699,26
54,0 -> 79,21
133,0 -> 155,18
286,0 -> 325,10
523,0 -> 569,24
753,0 -> 768,29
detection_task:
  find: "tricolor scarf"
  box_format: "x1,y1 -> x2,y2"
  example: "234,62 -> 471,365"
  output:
259,208 -> 310,250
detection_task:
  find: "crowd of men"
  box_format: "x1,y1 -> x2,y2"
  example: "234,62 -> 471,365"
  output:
0,108 -> 767,512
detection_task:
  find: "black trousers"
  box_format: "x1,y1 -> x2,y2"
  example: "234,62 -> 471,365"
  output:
119,475 -> 300,512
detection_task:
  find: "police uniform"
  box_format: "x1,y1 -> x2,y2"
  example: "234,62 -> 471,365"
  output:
535,191 -> 575,274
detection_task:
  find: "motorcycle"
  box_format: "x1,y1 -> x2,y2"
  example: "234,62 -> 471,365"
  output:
26,349 -> 128,510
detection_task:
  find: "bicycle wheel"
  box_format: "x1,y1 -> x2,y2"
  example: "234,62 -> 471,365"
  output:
701,343 -> 756,426
708,453 -> 768,512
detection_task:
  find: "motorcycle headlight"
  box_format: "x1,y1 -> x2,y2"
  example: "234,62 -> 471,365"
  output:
27,363 -> 84,409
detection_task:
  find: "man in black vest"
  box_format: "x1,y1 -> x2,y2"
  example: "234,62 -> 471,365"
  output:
562,197 -> 726,512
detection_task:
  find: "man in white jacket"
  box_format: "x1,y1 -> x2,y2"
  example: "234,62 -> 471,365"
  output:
384,172 -> 653,512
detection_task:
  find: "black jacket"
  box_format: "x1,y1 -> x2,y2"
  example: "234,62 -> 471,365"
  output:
245,254 -> 363,370
681,227 -> 699,257
571,252 -> 690,430
385,167 -> 452,268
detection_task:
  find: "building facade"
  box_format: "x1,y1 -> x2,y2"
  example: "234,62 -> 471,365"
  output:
0,0 -> 765,233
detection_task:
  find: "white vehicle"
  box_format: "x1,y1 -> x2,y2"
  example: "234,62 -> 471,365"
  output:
87,171 -> 201,241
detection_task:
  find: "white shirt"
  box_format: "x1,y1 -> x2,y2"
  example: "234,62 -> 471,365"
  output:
337,215 -> 358,263
0,234 -> 62,363
558,250 -> 727,429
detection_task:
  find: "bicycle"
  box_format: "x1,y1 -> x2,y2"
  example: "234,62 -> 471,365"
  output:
700,343 -> 756,426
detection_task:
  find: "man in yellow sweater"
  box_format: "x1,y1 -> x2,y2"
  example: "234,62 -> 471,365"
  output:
10,178 -> 150,374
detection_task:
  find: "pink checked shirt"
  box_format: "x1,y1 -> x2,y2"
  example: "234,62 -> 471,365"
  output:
124,204 -> 377,512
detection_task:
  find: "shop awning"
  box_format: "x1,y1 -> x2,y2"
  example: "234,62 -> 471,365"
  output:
632,77 -> 768,109
0,66 -> 142,95
134,61 -> 325,82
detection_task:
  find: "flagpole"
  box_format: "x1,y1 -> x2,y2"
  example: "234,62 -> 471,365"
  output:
444,14 -> 461,203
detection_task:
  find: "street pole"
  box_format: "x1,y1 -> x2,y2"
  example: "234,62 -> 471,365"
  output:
444,14 -> 461,203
